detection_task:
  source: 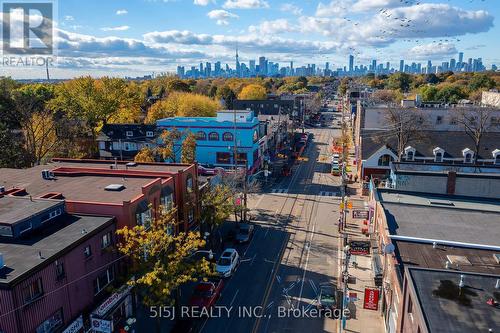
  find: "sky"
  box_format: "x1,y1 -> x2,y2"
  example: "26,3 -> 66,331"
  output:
0,0 -> 499,79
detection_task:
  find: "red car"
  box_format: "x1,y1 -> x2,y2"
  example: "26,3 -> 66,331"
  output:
189,280 -> 224,309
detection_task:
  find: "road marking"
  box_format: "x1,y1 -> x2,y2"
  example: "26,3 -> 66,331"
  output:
276,275 -> 281,284
309,280 -> 318,294
266,301 -> 274,310
250,253 -> 257,266
264,258 -> 275,264
271,188 -> 288,194
319,191 -> 338,197
230,289 -> 239,307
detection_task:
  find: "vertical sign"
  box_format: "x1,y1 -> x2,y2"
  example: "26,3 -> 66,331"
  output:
363,287 -> 380,310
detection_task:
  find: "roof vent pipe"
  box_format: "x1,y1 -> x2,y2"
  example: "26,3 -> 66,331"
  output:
459,274 -> 465,288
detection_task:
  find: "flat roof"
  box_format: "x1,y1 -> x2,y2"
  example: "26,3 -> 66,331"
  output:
394,240 -> 500,275
0,196 -> 62,225
0,165 -> 174,204
0,213 -> 114,285
50,159 -> 191,174
408,268 -> 500,332
378,191 -> 500,247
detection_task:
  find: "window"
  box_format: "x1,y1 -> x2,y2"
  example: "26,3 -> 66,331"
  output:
146,131 -> 154,137
55,260 -> 65,280
126,131 -> 133,137
464,153 -> 472,163
93,267 -> 115,295
161,192 -> 173,212
216,152 -> 231,164
188,208 -> 194,223
435,152 -> 443,162
196,131 -> 207,141
35,309 -> 63,333
101,232 -> 112,249
408,296 -> 413,314
222,132 -> 234,142
491,117 -> 500,127
208,132 -> 219,141
136,209 -> 152,229
495,155 -> 500,165
124,142 -> 131,151
236,153 -> 248,165
22,278 -> 43,304
99,141 -> 106,150
253,130 -> 259,143
84,245 -> 92,258
436,116 -> 443,125
406,151 -> 414,161
186,175 -> 193,193
377,154 -> 394,167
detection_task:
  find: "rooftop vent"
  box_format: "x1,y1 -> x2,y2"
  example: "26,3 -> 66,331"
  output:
447,255 -> 471,267
41,170 -> 54,180
104,184 -> 125,192
459,274 -> 465,288
428,199 -> 454,206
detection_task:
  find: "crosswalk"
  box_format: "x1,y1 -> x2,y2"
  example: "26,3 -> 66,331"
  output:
271,189 -> 288,194
319,191 -> 338,197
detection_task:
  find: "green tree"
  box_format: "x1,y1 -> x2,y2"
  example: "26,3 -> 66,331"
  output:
468,74 -> 495,92
0,122 -> 28,168
117,207 -> 212,332
216,86 -> 236,109
386,72 -> 412,92
167,79 -> 191,93
201,184 -> 235,229
418,85 -> 439,101
435,84 -> 466,104
181,132 -> 197,164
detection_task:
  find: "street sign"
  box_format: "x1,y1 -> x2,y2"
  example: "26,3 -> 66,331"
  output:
352,209 -> 369,219
349,240 -> 370,255
363,287 -> 380,311
339,202 -> 344,210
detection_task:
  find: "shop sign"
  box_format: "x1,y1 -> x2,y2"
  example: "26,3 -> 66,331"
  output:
363,287 -> 380,310
62,315 -> 83,333
94,285 -> 132,317
91,318 -> 111,333
352,209 -> 369,219
349,240 -> 370,255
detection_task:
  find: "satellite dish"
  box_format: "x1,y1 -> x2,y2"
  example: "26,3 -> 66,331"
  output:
383,243 -> 395,255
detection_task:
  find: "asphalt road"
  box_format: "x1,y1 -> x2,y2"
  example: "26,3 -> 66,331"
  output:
200,117 -> 343,333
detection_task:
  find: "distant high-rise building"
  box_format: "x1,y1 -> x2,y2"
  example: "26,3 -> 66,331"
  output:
349,55 -> 354,72
235,47 -> 240,77
450,58 -> 456,71
325,62 -> 329,70
399,60 -> 404,72
259,56 -> 267,76
215,61 -> 221,76
386,62 -> 390,71
371,59 -> 377,72
458,52 -> 464,65
249,60 -> 256,75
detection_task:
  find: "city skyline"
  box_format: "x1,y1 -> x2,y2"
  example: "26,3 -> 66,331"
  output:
0,0 -> 499,79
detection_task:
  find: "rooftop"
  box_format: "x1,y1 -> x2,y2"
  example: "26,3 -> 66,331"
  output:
0,213 -> 114,285
378,190 -> 500,247
391,161 -> 500,175
0,161 -> 177,204
0,196 -> 62,226
408,267 -> 500,332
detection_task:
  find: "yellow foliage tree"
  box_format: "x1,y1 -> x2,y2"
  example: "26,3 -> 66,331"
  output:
134,147 -> 156,162
145,92 -> 219,123
238,84 -> 267,100
117,207 -> 212,309
181,132 -> 197,164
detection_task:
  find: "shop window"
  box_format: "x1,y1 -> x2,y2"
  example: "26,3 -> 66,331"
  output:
22,278 -> 43,304
216,152 -> 231,164
208,132 -> 219,141
93,267 -> 115,295
237,153 -> 248,165
35,309 -> 63,333
223,132 -> 234,142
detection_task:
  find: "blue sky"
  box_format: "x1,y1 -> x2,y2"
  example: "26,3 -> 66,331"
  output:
2,0 -> 499,78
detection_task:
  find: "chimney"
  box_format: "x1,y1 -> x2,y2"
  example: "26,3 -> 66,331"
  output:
446,171 -> 456,195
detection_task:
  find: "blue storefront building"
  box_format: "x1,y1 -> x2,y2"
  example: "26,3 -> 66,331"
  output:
157,110 -> 264,171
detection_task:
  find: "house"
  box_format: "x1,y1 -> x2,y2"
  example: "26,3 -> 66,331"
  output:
0,196 -> 119,333
353,104 -> 500,179
97,124 -> 157,160
233,99 -> 295,116
388,161 -> 500,198
369,188 -> 500,333
0,158 -> 200,233
157,110 -> 264,172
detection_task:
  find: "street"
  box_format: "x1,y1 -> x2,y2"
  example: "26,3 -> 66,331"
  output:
200,117 -> 344,333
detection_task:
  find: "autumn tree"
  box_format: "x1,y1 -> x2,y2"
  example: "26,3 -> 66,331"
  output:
117,207 -> 212,331
238,84 -> 267,100
0,122 -> 28,168
158,129 -> 182,162
386,72 -> 412,92
145,92 -> 219,123
166,79 -> 191,93
181,132 -> 197,164
385,108 -> 427,161
134,147 -> 156,163
12,84 -> 59,165
456,107 -> 494,164
216,86 -> 237,109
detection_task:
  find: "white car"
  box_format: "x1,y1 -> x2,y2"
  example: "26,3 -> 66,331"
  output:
331,154 -> 340,163
215,248 -> 240,277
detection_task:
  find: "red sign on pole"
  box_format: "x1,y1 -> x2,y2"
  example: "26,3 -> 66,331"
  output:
363,287 -> 380,310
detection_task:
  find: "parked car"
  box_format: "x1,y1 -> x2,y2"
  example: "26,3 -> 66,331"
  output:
331,154 -> 340,163
215,248 -> 240,277
189,279 -> 224,309
317,282 -> 337,310
235,223 -> 254,243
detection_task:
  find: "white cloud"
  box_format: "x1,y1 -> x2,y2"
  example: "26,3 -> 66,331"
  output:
116,9 -> 128,15
100,26 -> 130,32
316,0 -> 350,17
248,19 -> 296,35
207,9 -> 238,25
409,42 -> 457,59
280,3 -> 302,16
64,15 -> 74,21
352,0 -> 410,12
223,0 -> 269,10
194,0 -> 214,5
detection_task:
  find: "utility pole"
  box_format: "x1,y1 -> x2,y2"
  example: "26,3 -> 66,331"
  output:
233,109 -> 238,170
340,244 -> 351,333
301,98 -> 305,134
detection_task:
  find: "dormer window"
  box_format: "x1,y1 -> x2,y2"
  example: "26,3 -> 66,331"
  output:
493,149 -> 500,165
404,146 -> 416,161
433,147 -> 444,163
146,131 -> 154,137
462,148 -> 474,164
